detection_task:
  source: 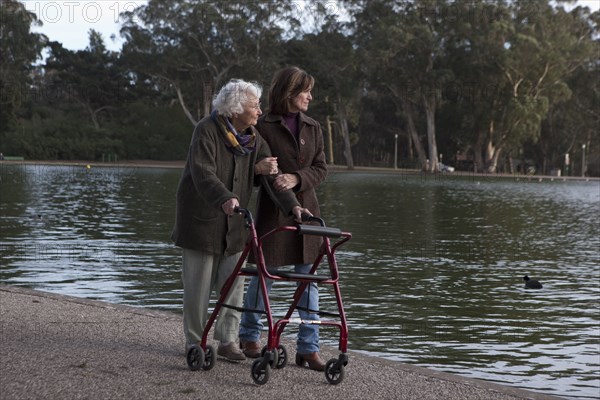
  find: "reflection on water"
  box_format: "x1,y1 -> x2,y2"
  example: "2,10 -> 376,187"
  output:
0,164 -> 183,307
1,165 -> 599,399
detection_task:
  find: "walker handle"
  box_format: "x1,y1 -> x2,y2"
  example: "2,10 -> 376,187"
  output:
298,214 -> 342,237
301,214 -> 326,227
234,207 -> 253,224
297,224 -> 342,238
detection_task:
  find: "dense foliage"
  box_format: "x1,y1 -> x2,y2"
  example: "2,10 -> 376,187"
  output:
1,0 -> 598,175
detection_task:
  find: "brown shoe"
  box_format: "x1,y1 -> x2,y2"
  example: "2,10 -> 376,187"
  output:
217,342 -> 246,361
295,352 -> 325,371
240,340 -> 261,358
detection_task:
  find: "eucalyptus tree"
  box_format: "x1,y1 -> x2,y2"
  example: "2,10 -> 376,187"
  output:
538,64 -> 599,175
120,0 -> 300,126
10,30 -> 137,159
0,0 -> 47,136
350,1 -> 425,170
439,1 -> 514,172
454,0 -> 596,173
536,4 -> 600,175
350,0 -> 457,172
44,31 -> 126,130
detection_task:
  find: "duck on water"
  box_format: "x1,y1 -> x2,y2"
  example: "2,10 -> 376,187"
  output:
524,275 -> 543,289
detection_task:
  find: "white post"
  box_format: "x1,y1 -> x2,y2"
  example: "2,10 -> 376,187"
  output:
581,144 -> 586,177
394,134 -> 398,170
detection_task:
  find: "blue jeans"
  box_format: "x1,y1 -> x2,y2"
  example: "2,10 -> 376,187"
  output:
239,264 -> 320,354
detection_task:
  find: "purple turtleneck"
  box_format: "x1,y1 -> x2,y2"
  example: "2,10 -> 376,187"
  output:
282,112 -> 300,142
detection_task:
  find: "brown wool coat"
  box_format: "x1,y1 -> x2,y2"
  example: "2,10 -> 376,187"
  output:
251,112 -> 328,267
171,115 -> 300,256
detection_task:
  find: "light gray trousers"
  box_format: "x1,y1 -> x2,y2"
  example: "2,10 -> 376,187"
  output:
182,248 -> 246,345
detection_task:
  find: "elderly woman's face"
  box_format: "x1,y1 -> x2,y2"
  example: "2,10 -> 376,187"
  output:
235,96 -> 262,130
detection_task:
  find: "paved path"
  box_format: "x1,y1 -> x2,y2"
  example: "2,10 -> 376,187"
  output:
0,285 -> 563,400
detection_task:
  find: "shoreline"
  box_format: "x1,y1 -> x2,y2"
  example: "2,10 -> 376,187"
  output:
1,159 -> 598,182
0,284 -> 564,400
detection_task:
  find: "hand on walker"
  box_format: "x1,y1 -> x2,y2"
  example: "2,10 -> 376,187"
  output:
255,157 -> 278,175
292,206 -> 312,223
222,198 -> 240,216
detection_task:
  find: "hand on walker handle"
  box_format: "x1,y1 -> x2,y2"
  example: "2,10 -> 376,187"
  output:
222,198 -> 240,216
292,206 -> 312,223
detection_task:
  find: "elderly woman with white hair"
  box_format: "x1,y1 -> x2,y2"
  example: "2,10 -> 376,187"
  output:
171,79 -> 310,361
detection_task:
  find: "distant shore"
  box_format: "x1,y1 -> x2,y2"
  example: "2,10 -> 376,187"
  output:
0,159 -> 186,169
1,159 -> 598,181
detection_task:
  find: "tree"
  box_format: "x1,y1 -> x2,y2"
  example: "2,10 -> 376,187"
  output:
6,30 -> 142,160
44,30 -> 126,130
465,0 -> 596,173
536,5 -> 600,175
441,1 -> 514,172
120,0 -> 300,125
0,0 -> 46,136
5,0 -> 598,169
351,0 -> 455,172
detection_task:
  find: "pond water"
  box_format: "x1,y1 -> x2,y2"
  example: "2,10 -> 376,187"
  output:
1,163 -> 598,399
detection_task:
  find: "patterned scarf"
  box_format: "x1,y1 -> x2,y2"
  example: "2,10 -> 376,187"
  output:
211,110 -> 256,156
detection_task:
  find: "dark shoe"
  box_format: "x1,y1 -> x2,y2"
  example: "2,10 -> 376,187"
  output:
240,340 -> 261,358
217,342 -> 246,361
295,351 -> 325,371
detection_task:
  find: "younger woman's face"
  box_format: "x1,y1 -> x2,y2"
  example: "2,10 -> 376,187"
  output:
289,89 -> 313,113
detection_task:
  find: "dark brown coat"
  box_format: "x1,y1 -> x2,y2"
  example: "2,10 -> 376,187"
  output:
171,115 -> 300,256
251,112 -> 328,266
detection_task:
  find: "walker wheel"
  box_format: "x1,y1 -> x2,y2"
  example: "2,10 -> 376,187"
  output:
260,346 -> 279,368
251,358 -> 271,385
325,358 -> 346,385
275,345 -> 288,369
202,344 -> 216,371
186,345 -> 205,371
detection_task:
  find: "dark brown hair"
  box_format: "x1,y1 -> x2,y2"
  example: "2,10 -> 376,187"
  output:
268,66 -> 315,115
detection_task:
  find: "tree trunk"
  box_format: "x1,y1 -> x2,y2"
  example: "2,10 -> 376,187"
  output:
487,144 -> 502,173
485,140 -> 495,172
203,82 -> 213,118
483,120 -> 503,173
407,132 -> 414,160
175,85 -> 197,126
84,102 -> 100,130
335,96 -> 354,170
507,152 -> 515,174
401,99 -> 427,170
474,131 -> 485,173
423,96 -> 438,172
325,115 -> 335,165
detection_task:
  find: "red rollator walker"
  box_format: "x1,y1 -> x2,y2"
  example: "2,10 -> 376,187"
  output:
186,207 -> 352,385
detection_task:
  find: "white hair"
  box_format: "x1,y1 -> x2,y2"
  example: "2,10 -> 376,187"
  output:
212,79 -> 262,117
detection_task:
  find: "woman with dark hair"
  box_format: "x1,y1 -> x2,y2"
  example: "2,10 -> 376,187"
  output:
239,67 -> 328,371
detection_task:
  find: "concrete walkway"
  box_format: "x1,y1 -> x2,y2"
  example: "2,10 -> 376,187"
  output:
0,285 -> 562,400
